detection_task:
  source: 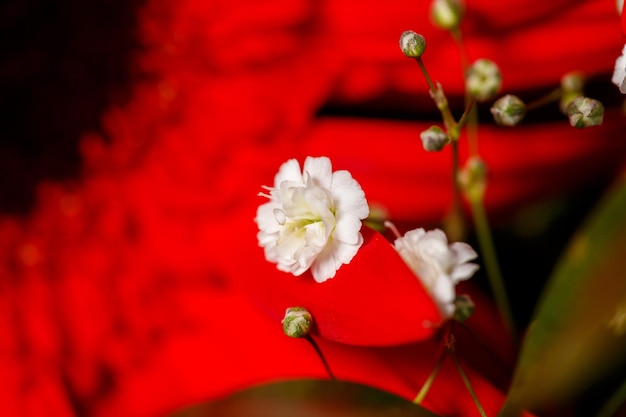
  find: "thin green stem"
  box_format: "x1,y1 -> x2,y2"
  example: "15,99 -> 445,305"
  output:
451,350 -> 489,417
445,140 -> 466,241
457,97 -> 476,131
525,87 -> 562,111
450,27 -> 470,75
416,56 -> 438,93
305,335 -> 336,380
595,377 -> 626,417
415,57 -> 457,132
414,352 -> 445,404
469,198 -> 517,341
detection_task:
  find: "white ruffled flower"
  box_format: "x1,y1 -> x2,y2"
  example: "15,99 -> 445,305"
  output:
612,44 -> 626,94
256,156 -> 369,283
392,228 -> 479,318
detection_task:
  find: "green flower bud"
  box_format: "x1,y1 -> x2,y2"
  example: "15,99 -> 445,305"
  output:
430,0 -> 464,30
399,31 -> 427,58
458,156 -> 487,201
282,307 -> 313,338
559,72 -> 585,114
561,71 -> 584,93
490,94 -> 526,126
453,294 -> 475,322
567,96 -> 604,128
420,126 -> 448,151
466,59 -> 502,102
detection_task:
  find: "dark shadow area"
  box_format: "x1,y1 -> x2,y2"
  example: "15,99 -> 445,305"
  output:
0,0 -> 144,214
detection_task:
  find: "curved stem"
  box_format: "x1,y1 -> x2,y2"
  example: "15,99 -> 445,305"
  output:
305,335 -> 336,380
451,350 -> 489,417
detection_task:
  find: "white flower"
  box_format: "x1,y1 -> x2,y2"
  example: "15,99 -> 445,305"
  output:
612,44 -> 626,94
392,228 -> 479,318
255,156 -> 369,283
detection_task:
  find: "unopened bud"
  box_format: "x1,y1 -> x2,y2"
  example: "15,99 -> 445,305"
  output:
430,0 -> 464,30
561,71 -> 584,93
453,294 -> 475,322
490,94 -> 526,126
567,96 -> 604,128
399,31 -> 427,58
559,72 -> 586,113
466,59 -> 501,102
459,156 -> 487,201
282,307 -> 312,338
420,126 -> 448,151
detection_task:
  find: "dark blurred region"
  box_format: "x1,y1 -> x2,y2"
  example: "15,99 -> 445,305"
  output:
0,0 -> 143,214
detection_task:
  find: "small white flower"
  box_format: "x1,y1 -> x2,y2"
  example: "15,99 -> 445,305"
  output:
392,228 -> 479,318
612,44 -> 626,94
256,156 -> 369,283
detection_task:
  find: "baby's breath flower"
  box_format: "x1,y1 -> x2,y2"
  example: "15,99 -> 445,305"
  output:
612,44 -> 626,94
430,0 -> 464,30
282,307 -> 313,338
466,59 -> 502,102
567,96 -> 605,128
399,31 -> 427,58
393,228 -> 479,318
490,94 -> 526,126
420,125 -> 448,151
256,156 -> 369,283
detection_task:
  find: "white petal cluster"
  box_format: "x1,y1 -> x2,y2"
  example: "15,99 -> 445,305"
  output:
256,156 -> 369,283
612,44 -> 626,94
393,228 -> 479,318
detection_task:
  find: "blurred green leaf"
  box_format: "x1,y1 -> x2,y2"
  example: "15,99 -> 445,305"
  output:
170,379 -> 441,417
501,176 -> 626,416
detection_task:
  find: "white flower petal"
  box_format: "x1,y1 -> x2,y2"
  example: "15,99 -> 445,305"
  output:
450,242 -> 478,264
333,214 -> 363,245
451,263 -> 480,283
303,156 -> 333,189
612,44 -> 626,94
275,159 -> 304,186
331,170 -> 370,219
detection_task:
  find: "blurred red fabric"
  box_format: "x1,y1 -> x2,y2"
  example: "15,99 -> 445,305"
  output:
1,0 -> 625,416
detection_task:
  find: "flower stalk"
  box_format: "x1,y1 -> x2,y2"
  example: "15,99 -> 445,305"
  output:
468,196 -> 516,340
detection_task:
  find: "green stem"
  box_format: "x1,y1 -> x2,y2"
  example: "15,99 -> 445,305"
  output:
595,377 -> 626,417
305,335 -> 336,380
525,87 -> 562,111
451,350 -> 489,417
469,197 -> 517,341
415,57 -> 457,132
450,27 -> 470,75
414,352 -> 445,404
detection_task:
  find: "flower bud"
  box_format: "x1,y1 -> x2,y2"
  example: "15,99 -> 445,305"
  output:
459,156 -> 487,201
453,294 -> 475,322
430,0 -> 464,30
567,96 -> 605,128
466,59 -> 502,102
282,307 -> 313,338
559,72 -> 586,113
420,126 -> 448,151
561,71 -> 584,94
399,31 -> 427,58
490,94 -> 526,126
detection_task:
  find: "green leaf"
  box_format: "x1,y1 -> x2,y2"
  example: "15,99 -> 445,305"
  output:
169,379 -> 441,417
501,176 -> 626,416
